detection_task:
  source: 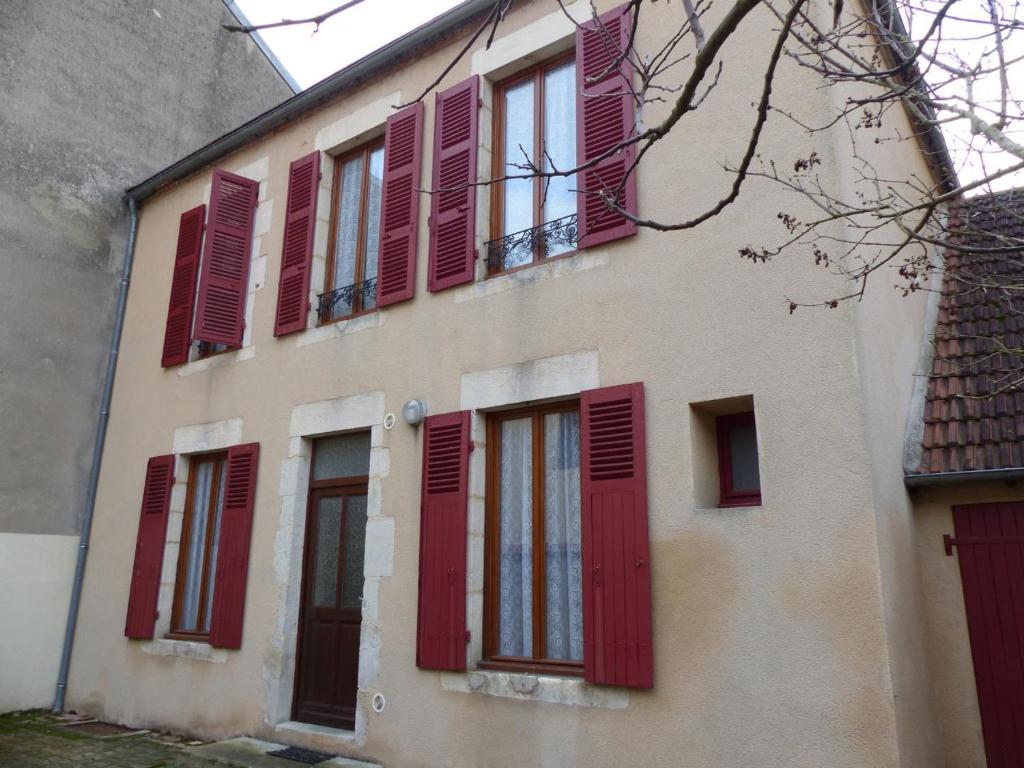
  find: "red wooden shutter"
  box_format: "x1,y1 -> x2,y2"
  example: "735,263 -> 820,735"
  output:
209,442 -> 260,649
428,76 -> 479,292
580,382 -> 652,687
416,411 -> 470,670
951,502 -> 1024,767
377,102 -> 425,307
125,455 -> 175,639
274,152 -> 320,336
161,205 -> 205,367
575,4 -> 638,249
194,169 -> 259,347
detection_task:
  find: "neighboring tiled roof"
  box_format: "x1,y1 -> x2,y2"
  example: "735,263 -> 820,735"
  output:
915,188 -> 1024,475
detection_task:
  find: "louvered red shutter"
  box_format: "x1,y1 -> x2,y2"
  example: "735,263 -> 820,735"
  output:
576,4 -> 638,249
416,411 -> 470,670
161,205 -> 205,367
427,76 -> 479,292
377,102 -> 425,307
125,455 -> 175,639
274,152 -> 320,336
580,382 -> 652,687
209,442 -> 259,649
194,170 -> 259,347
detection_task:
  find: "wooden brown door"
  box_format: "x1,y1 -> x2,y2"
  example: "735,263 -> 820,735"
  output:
293,485 -> 368,730
950,501 -> 1024,767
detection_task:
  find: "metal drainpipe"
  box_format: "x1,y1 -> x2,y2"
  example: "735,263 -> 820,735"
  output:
53,196 -> 139,712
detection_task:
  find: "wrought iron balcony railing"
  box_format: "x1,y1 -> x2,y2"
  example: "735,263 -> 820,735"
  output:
317,277 -> 377,323
484,213 -> 578,274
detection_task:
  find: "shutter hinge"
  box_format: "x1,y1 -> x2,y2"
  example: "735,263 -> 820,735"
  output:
944,534 -> 955,556
428,215 -> 432,230
468,441 -> 475,453
465,630 -> 471,644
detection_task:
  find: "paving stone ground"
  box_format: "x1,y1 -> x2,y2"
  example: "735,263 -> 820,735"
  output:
0,710 -> 212,768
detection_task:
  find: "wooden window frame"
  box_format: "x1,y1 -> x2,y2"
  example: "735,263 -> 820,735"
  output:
482,400 -> 584,676
321,139 -> 386,326
716,411 -> 762,508
489,51 -> 577,278
168,452 -> 227,641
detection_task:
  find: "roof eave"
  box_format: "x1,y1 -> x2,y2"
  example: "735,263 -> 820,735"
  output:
905,467 -> 1024,487
125,0 -> 494,203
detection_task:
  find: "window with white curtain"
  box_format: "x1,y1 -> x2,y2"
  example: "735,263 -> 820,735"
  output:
490,54 -> 578,274
485,403 -> 583,672
170,453 -> 227,638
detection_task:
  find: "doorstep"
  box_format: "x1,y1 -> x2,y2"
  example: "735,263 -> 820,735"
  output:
187,736 -> 381,768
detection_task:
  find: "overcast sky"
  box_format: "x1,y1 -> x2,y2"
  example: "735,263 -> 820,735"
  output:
236,0 -> 463,89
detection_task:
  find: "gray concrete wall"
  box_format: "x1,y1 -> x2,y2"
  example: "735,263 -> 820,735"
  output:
0,0 -> 293,537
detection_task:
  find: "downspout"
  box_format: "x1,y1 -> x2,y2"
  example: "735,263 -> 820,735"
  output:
53,196 -> 139,712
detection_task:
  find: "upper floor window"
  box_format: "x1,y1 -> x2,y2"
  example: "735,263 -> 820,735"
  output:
171,452 -> 227,639
489,55 -> 578,275
484,402 -> 583,674
320,141 -> 384,323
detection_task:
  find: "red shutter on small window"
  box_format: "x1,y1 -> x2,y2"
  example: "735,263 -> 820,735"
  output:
580,382 -> 652,688
125,455 -> 175,639
194,170 -> 259,347
377,102 -> 425,307
416,411 -> 470,670
428,76 -> 479,292
274,151 -> 320,336
209,442 -> 259,649
575,4 -> 638,249
161,205 -> 205,367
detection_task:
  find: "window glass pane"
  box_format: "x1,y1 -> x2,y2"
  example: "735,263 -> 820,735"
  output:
341,494 -> 368,610
543,410 -> 582,661
202,460 -> 227,632
313,497 -> 342,608
729,423 -> 761,492
498,417 -> 533,657
313,432 -> 371,480
362,146 -> 384,312
502,79 -> 535,269
542,61 -> 577,257
180,460 -> 214,632
330,154 -> 364,318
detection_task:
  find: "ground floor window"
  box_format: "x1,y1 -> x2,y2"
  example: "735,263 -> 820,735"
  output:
170,453 -> 227,638
484,403 -> 583,673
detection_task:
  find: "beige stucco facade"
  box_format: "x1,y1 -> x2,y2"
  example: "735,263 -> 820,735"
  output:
61,1 -> 988,766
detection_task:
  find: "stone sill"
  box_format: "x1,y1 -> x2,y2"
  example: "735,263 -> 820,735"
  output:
440,668 -> 628,709
139,638 -> 227,663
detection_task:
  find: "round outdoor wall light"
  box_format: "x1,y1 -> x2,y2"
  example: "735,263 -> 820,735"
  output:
402,399 -> 427,426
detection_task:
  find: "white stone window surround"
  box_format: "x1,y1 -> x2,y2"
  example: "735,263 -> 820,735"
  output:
463,1 -> 609,295
139,418 -> 245,663
261,392 -> 390,749
298,91 -> 403,348
451,349 -> 627,708
177,157 -> 272,377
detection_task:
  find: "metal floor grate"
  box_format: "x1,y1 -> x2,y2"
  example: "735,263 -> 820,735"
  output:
266,745 -> 336,764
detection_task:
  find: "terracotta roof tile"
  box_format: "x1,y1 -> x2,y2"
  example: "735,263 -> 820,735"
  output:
914,188 -> 1024,475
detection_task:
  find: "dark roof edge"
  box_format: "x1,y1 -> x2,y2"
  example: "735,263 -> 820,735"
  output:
222,0 -> 302,94
875,0 -> 959,195
127,0 -> 493,202
905,467 -> 1024,487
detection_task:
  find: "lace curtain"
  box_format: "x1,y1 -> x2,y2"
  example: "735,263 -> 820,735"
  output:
497,412 -> 582,661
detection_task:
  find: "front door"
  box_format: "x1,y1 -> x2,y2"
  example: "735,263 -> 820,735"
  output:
293,483 -> 368,730
950,501 -> 1024,767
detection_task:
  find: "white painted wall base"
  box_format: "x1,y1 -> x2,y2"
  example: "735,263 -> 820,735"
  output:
0,532 -> 78,712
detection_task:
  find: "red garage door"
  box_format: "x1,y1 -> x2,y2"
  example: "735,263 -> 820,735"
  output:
949,501 -> 1024,767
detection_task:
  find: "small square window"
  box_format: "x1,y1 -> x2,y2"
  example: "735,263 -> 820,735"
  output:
716,412 -> 761,507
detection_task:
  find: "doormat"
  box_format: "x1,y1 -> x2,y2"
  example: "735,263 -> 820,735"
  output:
267,745 -> 336,764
